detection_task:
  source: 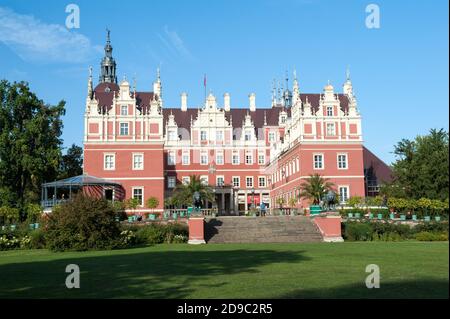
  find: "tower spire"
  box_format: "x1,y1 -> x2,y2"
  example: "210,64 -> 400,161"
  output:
99,28 -> 117,84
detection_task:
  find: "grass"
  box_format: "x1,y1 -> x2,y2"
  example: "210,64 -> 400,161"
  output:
0,242 -> 448,299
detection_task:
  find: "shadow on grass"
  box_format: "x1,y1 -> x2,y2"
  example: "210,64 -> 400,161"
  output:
276,279 -> 449,299
0,248 -> 309,299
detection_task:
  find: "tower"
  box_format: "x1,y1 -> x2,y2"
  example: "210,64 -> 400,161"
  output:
283,71 -> 293,108
99,29 -> 117,84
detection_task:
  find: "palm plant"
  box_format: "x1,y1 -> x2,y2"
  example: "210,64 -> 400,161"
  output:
299,174 -> 336,205
171,175 -> 215,207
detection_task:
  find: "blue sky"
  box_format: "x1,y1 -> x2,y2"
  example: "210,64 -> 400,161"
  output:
0,0 -> 448,164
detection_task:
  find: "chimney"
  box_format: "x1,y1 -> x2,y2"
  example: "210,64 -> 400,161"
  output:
181,92 -> 187,111
249,93 -> 256,112
224,93 -> 230,111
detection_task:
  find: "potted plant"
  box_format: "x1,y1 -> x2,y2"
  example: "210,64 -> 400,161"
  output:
146,197 -> 159,221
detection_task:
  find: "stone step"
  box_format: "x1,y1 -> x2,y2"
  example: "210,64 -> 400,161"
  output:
204,216 -> 323,243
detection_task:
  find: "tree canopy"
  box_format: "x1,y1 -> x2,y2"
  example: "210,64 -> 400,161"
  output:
382,129 -> 449,201
58,144 -> 83,180
0,80 -> 65,215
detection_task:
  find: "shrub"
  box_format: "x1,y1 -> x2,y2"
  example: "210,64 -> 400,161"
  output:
0,235 -> 20,250
45,194 -> 121,251
343,222 -> 373,241
415,231 -> 448,241
134,223 -> 189,245
30,229 -> 46,249
413,221 -> 449,234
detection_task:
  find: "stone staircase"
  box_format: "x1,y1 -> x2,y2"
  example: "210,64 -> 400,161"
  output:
204,216 -> 323,243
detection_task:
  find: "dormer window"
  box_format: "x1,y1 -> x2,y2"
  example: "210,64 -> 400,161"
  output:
244,130 -> 252,141
168,130 -> 176,141
327,106 -> 333,116
281,116 -> 286,123
121,105 -> 128,115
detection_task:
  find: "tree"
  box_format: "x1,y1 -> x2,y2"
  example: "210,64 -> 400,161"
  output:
276,197 -> 285,208
146,197 -> 159,217
171,175 -> 214,207
299,174 -> 336,205
0,80 -> 65,215
58,144 -> 83,179
383,129 -> 449,201
288,197 -> 297,208
125,198 -> 140,216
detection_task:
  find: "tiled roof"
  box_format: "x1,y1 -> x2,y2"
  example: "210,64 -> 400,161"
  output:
93,84 -> 350,133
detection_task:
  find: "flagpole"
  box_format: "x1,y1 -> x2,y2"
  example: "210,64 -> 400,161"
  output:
204,73 -> 206,104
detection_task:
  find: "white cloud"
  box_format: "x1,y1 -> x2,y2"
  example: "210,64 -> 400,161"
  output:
0,6 -> 102,63
155,25 -> 194,62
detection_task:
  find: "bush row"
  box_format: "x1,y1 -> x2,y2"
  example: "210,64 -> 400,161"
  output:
0,195 -> 188,251
342,221 -> 449,241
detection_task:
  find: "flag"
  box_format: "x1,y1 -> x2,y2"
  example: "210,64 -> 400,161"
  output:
203,74 -> 207,88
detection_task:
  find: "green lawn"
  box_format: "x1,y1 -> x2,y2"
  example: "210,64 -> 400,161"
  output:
0,242 -> 448,299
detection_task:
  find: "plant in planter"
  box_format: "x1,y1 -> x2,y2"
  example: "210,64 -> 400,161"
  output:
125,198 -> 140,220
146,196 -> 159,220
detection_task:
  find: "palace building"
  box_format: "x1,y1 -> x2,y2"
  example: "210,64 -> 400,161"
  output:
82,31 -> 391,214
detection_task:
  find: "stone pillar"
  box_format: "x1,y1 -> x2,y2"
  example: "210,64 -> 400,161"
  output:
229,190 -> 234,215
221,193 -> 225,214
188,217 -> 206,244
245,190 -> 249,214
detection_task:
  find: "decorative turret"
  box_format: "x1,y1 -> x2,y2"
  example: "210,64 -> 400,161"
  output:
343,67 -> 353,97
99,29 -> 117,84
87,66 -> 93,100
292,69 -> 300,105
153,68 -> 163,106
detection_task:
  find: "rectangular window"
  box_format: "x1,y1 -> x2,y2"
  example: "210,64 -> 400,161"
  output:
245,152 -> 253,165
216,176 -> 224,187
167,151 -> 176,165
268,132 -> 275,142
182,152 -> 190,165
216,152 -> 224,165
232,177 -> 240,188
338,154 -> 348,169
232,151 -> 240,165
258,153 -> 265,165
200,131 -> 207,141
182,176 -> 190,185
327,106 -> 333,116
121,105 -> 128,115
132,188 -> 143,206
168,176 -> 176,189
326,123 -> 335,136
133,154 -> 143,170
339,186 -> 349,203
258,177 -> 266,188
200,152 -> 208,165
104,154 -> 115,170
216,130 -> 223,141
120,122 -> 129,136
314,154 -> 323,169
246,177 -> 253,188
